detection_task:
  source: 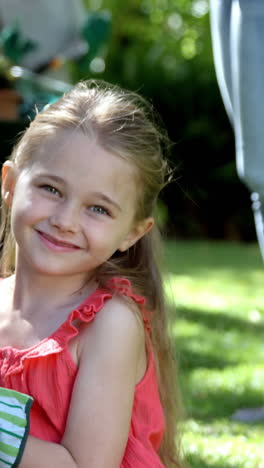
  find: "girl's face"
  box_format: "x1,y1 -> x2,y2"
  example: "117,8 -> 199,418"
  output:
2,131 -> 153,281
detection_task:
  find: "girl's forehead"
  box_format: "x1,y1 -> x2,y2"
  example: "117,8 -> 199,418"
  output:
33,130 -> 131,171
27,131 -> 138,195
34,129 -> 84,163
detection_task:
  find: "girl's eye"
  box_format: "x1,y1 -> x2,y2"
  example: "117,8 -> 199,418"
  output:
40,185 -> 61,196
90,205 -> 109,216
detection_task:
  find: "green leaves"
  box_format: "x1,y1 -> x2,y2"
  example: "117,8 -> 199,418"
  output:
78,11 -> 112,70
0,23 -> 37,64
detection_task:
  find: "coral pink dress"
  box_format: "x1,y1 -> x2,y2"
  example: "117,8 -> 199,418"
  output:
0,277 -> 165,467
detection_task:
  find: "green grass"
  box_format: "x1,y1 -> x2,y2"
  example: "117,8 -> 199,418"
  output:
163,240 -> 264,468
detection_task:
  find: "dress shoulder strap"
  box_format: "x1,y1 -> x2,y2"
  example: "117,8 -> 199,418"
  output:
103,277 -> 151,332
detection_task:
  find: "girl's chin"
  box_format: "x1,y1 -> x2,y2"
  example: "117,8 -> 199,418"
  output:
16,262 -> 92,279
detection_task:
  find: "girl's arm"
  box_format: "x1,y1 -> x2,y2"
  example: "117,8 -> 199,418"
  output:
19,297 -> 144,468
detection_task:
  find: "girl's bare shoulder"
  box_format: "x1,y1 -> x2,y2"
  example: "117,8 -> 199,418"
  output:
75,295 -> 147,378
78,294 -> 145,348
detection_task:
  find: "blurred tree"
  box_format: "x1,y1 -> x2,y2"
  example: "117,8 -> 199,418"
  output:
82,0 -> 213,82
80,0 -> 253,241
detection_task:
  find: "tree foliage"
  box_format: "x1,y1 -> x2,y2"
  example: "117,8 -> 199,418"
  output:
81,0 -> 254,240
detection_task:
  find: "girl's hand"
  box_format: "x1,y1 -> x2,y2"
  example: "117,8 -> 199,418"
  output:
0,387 -> 33,468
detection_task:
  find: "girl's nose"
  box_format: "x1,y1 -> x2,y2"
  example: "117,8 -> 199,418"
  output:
50,202 -> 79,233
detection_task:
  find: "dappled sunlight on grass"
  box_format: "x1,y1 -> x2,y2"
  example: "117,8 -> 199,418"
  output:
184,420 -> 264,468
171,317 -> 264,368
164,271 -> 264,318
163,241 -> 264,467
183,365 -> 264,419
163,241 -> 264,317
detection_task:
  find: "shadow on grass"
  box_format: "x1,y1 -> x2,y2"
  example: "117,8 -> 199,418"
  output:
163,240 -> 263,276
177,347 -> 232,370
168,305 -> 264,370
168,305 -> 264,421
186,454 -> 241,468
183,388 -> 264,421
171,305 -> 264,336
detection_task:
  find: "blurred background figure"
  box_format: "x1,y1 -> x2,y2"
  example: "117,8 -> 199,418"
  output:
0,0 -> 110,120
210,0 -> 264,422
209,0 -> 264,260
0,0 -> 87,79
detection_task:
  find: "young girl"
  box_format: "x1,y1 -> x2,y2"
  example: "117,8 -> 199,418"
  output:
0,80 -> 183,468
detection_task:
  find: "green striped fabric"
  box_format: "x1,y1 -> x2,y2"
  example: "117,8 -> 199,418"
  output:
0,388 -> 33,468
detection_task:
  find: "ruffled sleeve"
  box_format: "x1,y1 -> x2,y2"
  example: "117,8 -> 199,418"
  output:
104,277 -> 152,332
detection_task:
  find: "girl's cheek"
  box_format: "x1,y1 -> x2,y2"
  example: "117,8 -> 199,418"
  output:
11,197 -> 43,224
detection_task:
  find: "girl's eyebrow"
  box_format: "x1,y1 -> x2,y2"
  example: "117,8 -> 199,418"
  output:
90,192 -> 122,212
36,173 -> 122,212
36,173 -> 65,184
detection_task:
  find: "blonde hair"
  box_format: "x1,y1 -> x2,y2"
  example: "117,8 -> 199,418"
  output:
0,80 -> 184,467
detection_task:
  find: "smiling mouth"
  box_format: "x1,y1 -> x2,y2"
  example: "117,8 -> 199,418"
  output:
36,230 -> 81,251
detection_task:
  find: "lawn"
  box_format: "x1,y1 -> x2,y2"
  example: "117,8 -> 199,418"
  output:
163,240 -> 264,468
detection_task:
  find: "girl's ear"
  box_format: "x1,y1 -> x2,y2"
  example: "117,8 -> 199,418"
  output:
118,217 -> 154,252
1,161 -> 17,206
